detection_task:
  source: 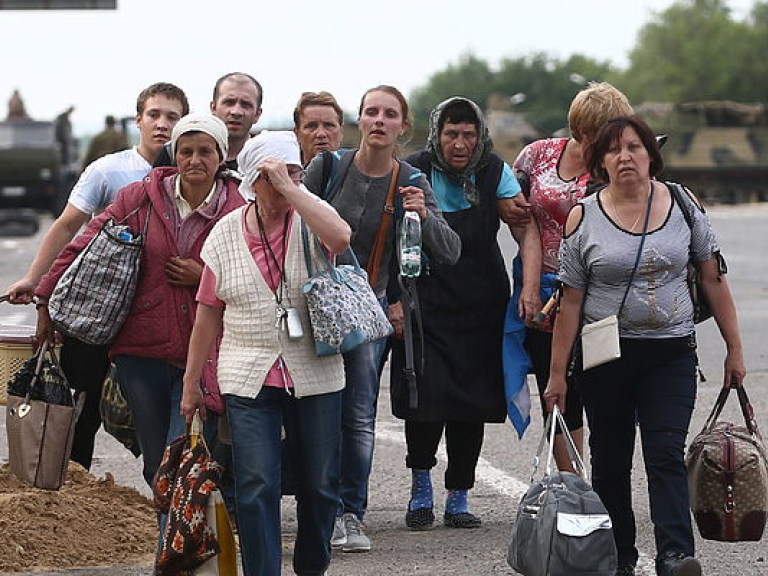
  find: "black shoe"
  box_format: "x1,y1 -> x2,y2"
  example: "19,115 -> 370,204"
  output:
615,565 -> 635,576
656,552 -> 702,576
443,511 -> 482,529
405,507 -> 434,530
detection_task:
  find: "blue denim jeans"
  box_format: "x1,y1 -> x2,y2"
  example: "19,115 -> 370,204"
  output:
338,334 -> 388,520
114,355 -> 188,488
227,387 -> 342,576
575,336 -> 697,568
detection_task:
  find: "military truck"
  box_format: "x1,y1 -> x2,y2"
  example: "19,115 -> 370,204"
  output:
0,118 -> 79,215
636,101 -> 768,204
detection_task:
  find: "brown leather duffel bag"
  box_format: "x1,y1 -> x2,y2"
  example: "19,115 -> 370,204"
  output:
687,383 -> 768,541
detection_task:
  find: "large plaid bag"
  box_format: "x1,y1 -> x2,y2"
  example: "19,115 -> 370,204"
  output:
48,204 -> 150,345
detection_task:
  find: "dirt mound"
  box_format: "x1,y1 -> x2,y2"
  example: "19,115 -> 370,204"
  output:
0,462 -> 155,572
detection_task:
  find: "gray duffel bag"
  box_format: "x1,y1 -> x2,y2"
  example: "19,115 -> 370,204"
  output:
508,405 -> 617,576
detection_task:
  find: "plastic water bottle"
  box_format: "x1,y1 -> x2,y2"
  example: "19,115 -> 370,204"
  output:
399,210 -> 422,278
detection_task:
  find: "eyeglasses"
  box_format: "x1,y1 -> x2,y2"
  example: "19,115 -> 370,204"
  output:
288,168 -> 306,183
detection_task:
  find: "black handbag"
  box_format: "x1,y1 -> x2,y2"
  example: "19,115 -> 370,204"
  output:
668,182 -> 727,323
99,362 -> 141,457
508,405 -> 617,576
7,342 -> 73,407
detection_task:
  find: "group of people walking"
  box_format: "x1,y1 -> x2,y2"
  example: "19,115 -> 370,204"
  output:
5,75 -> 746,576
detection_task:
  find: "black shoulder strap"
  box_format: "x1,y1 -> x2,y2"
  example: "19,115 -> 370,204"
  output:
668,181 -> 694,231
668,181 -> 727,278
319,150 -> 335,196
321,149 -> 355,203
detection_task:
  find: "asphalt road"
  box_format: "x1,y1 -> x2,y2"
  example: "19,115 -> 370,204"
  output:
0,205 -> 766,576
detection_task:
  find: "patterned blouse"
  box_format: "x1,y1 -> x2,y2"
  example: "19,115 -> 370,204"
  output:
513,138 -> 591,274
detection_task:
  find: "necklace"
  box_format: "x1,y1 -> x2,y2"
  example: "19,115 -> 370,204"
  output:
605,182 -> 653,231
252,202 -> 292,322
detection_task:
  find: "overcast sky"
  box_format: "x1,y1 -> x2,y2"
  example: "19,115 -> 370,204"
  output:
0,0 -> 755,134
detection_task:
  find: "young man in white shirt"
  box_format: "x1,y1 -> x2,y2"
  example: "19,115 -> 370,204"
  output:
7,82 -> 189,470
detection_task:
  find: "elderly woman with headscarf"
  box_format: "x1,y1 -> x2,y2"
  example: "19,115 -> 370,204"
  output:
181,131 -> 351,576
390,97 -> 538,531
36,114 -> 245,488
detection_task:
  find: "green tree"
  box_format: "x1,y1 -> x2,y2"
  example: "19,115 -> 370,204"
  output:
621,0 -> 751,102
737,1 -> 768,100
409,53 -> 495,128
410,52 -> 616,137
409,1 -> 768,142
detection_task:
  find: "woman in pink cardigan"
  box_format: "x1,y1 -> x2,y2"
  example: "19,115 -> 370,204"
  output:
35,114 -> 244,488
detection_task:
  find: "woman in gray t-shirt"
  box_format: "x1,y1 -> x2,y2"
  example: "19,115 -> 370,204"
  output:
303,85 -> 460,552
544,116 -> 745,576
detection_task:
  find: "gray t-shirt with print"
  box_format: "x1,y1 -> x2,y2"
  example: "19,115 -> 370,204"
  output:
559,186 -> 719,339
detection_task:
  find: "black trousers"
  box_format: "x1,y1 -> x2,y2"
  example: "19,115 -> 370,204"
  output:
525,328 -> 584,431
405,420 -> 484,490
59,335 -> 110,470
576,336 -> 697,566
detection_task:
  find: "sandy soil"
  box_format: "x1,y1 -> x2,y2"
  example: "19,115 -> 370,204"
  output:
0,462 -> 156,572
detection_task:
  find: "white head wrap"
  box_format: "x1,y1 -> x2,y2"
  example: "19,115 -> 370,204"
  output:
237,130 -> 302,201
170,114 -> 229,161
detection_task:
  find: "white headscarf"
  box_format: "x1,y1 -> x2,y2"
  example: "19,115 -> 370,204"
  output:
237,130 -> 302,201
170,114 -> 229,161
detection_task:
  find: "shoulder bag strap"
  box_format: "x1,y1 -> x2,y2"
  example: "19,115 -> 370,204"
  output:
669,181 -> 727,277
116,195 -> 152,242
300,220 -> 315,277
668,181 -> 698,271
668,181 -> 694,230
617,183 -> 655,317
321,150 -> 354,203
320,150 -> 336,197
300,219 -> 351,283
365,160 -> 400,289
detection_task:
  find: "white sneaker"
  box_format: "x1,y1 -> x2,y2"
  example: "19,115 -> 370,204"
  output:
341,512 -> 371,553
331,515 -> 347,547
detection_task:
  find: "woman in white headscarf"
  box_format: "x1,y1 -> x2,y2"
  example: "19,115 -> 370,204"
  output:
36,114 -> 245,488
182,131 -> 351,576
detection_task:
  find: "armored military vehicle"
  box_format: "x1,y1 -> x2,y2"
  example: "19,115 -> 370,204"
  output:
0,119 -> 79,215
636,101 -> 768,204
